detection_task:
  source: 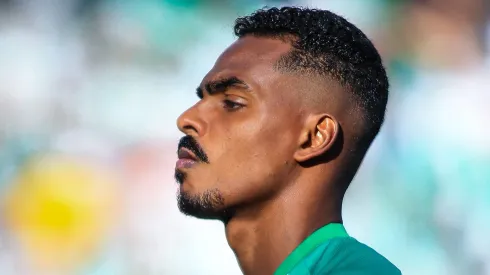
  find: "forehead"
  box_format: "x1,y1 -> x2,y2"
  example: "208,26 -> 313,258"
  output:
202,36 -> 292,89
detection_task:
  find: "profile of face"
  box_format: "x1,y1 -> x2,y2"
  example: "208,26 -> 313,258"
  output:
175,36 -> 336,221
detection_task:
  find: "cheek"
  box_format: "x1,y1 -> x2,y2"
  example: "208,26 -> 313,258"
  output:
211,118 -> 296,198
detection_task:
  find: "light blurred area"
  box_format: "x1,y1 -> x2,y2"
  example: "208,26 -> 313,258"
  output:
0,0 -> 488,274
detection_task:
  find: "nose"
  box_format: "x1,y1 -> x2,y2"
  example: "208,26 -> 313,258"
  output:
176,105 -> 206,137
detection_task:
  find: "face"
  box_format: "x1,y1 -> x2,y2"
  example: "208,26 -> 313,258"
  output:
175,36 -> 307,220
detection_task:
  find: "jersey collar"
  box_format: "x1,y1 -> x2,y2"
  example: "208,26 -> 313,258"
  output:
274,223 -> 349,275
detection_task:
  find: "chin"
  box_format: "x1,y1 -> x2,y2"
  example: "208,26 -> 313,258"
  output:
177,189 -> 234,222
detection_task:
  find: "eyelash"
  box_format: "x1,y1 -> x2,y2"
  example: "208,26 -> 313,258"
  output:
222,99 -> 244,111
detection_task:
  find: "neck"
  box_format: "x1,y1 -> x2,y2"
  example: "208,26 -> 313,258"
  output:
224,182 -> 342,275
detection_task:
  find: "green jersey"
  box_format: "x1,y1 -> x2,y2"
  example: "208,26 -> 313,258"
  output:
274,223 -> 401,275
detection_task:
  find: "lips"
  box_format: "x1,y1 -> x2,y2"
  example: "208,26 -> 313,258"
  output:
176,147 -> 199,169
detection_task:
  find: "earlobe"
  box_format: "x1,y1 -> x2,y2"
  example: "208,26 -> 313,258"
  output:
294,115 -> 339,163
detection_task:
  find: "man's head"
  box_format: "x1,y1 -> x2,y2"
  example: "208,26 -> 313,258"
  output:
175,7 -> 388,220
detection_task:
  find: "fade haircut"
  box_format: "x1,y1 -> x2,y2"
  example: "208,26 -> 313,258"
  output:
234,7 -> 389,153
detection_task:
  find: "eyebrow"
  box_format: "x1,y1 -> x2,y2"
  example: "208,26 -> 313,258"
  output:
196,76 -> 250,99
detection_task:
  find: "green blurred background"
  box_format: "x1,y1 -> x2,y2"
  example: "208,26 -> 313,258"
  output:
0,0 -> 489,274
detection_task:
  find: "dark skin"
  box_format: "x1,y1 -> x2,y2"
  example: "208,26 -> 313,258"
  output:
176,36 -> 362,275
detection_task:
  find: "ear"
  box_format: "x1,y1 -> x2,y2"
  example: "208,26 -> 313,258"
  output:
294,114 -> 339,163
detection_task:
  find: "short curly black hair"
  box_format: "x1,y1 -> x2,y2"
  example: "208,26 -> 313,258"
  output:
234,7 -> 388,152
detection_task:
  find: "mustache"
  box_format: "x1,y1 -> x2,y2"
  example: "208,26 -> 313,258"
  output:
178,135 -> 209,163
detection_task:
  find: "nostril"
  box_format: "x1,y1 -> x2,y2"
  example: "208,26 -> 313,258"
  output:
183,125 -> 197,132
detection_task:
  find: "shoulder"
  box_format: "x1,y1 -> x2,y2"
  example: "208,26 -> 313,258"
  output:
304,237 -> 401,275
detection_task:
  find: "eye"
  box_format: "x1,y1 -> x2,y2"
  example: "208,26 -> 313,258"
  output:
222,99 -> 245,111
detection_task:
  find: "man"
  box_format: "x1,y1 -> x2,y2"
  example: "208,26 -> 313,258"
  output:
175,6 -> 401,275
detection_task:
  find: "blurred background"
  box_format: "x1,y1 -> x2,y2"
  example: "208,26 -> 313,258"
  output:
0,0 -> 488,274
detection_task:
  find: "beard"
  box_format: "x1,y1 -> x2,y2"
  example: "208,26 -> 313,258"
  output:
176,170 -> 233,222
177,188 -> 233,222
